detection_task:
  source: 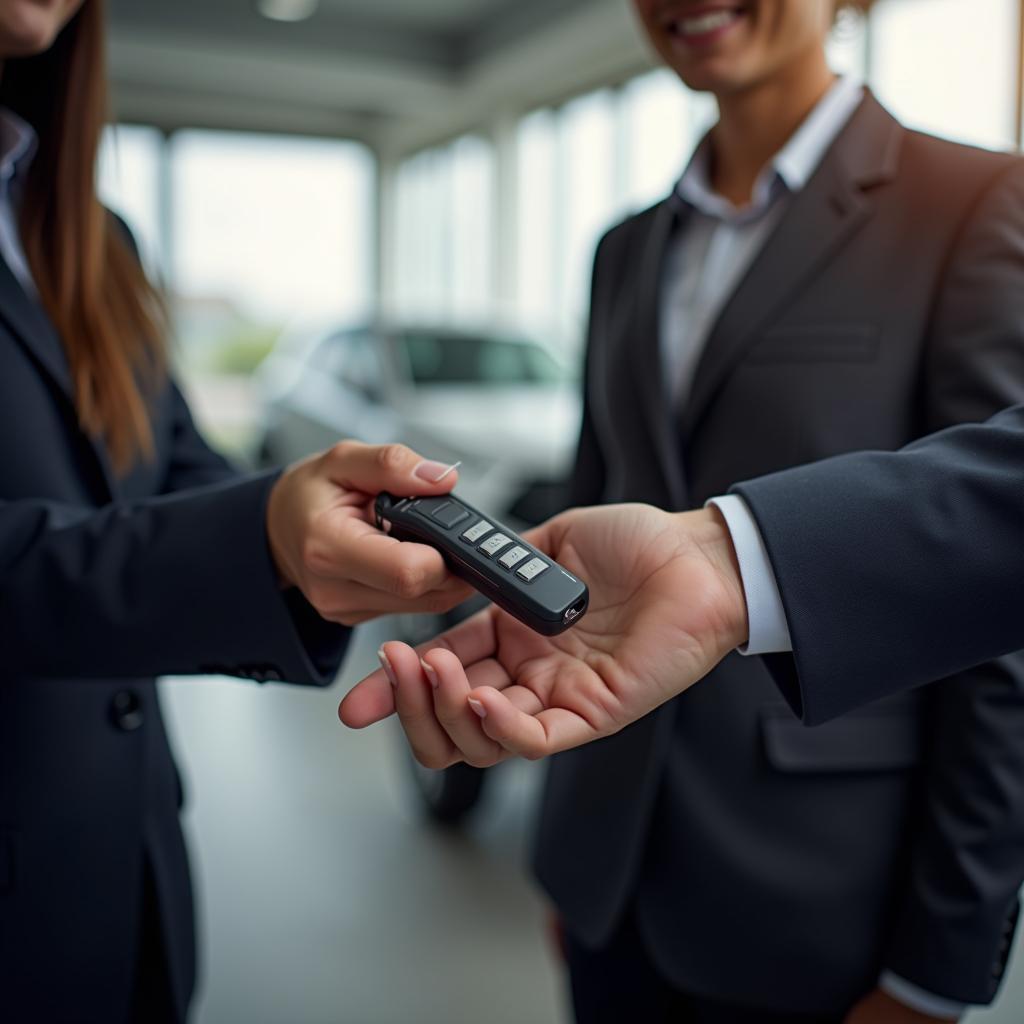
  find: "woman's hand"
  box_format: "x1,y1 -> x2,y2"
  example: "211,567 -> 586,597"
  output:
266,441 -> 473,625
338,503 -> 749,765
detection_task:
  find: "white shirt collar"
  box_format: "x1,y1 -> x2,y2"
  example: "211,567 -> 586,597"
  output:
0,107 -> 37,189
676,75 -> 865,221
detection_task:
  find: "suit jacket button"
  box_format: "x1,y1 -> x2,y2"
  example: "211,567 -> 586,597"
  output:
263,667 -> 282,682
110,690 -> 144,732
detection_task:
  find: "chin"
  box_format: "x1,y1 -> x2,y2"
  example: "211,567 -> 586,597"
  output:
671,60 -> 749,96
0,33 -> 59,56
0,10 -> 66,57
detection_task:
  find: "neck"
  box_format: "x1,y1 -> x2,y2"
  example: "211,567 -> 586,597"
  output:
709,50 -> 835,207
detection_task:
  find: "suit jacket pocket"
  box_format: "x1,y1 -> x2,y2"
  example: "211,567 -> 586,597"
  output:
748,324 -> 879,364
761,708 -> 923,773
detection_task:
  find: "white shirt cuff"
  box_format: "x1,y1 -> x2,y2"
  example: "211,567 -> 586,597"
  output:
706,494 -> 792,656
879,971 -> 968,1019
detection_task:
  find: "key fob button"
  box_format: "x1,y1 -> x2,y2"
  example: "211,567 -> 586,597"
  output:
461,520 -> 493,543
516,557 -> 549,582
498,546 -> 530,570
478,533 -> 513,558
428,501 -> 470,529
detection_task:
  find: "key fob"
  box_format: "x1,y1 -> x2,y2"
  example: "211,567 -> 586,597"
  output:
375,491 -> 589,636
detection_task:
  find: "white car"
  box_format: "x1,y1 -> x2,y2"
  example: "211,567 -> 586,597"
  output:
256,321 -> 581,525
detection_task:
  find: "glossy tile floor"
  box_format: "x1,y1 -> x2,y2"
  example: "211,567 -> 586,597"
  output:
161,620 -> 1024,1024
161,619 -> 565,1024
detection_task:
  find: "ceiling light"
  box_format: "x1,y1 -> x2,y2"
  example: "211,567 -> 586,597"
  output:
257,0 -> 319,23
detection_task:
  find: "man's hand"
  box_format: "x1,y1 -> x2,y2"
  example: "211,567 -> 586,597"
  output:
339,503 -> 748,765
844,989 -> 959,1024
267,441 -> 472,625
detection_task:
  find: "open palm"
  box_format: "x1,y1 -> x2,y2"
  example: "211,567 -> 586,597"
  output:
339,504 -> 747,766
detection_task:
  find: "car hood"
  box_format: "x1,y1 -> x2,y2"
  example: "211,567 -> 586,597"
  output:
399,385 -> 581,478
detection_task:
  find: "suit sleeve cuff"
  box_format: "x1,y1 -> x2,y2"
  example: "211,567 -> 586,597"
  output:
707,494 -> 792,655
879,972 -> 969,1019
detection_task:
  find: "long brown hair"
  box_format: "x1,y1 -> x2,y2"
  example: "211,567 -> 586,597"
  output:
0,0 -> 166,473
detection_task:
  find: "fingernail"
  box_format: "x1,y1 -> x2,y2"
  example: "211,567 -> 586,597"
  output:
420,658 -> 439,688
413,460 -> 461,483
377,647 -> 398,687
468,697 -> 486,719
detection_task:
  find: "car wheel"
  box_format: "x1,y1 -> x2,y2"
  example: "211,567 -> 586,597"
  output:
406,752 -> 488,826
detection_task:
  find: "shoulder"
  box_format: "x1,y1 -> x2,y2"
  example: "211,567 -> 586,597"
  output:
106,208 -> 143,264
898,125 -> 1024,200
593,199 -> 667,270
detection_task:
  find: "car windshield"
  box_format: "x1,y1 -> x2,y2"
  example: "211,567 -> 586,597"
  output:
397,331 -> 564,386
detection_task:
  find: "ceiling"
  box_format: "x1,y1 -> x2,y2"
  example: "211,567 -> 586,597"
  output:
106,0 -> 654,153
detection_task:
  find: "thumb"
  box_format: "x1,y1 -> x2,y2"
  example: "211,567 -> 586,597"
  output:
324,441 -> 460,497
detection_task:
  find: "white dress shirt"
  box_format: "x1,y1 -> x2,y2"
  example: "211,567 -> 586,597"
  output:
661,74 -> 866,656
665,78 -> 967,1020
0,106 -> 38,293
661,74 -> 864,406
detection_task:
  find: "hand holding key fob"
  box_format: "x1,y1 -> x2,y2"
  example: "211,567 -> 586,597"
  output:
375,491 -> 588,636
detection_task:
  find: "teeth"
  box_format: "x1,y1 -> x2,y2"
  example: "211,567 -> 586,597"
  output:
677,10 -> 739,35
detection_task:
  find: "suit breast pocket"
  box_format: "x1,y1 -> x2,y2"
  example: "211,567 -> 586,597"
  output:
748,324 -> 880,364
761,708 -> 923,774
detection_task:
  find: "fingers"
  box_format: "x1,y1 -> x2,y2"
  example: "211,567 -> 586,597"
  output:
341,640 -> 515,771
337,655 -> 394,729
338,608 -> 499,730
324,440 -> 460,497
520,507 -> 580,557
420,606 -> 504,667
306,518 -> 450,597
312,575 -> 473,625
469,689 -> 596,760
388,642 -> 460,770
427,649 -> 509,768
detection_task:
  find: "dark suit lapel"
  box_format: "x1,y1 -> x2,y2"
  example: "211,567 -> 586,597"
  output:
0,256 -> 117,496
626,198 -> 688,508
0,255 -> 74,396
681,94 -> 904,441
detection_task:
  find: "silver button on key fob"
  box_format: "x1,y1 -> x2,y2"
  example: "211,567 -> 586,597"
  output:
375,491 -> 589,636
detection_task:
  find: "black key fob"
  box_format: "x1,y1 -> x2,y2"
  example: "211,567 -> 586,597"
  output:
375,491 -> 589,636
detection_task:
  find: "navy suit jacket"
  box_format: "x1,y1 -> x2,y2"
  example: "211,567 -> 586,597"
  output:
737,402 -> 1024,725
534,95 -> 1024,1012
0,237 -> 347,1022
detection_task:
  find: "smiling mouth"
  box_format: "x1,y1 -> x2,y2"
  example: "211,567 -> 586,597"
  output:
666,5 -> 749,43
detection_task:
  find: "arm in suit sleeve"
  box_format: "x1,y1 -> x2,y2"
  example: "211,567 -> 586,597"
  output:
13,212 -> 348,681
0,472 -> 347,683
876,162 -> 1024,1006
732,402 -> 1024,723
156,378 -> 349,674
